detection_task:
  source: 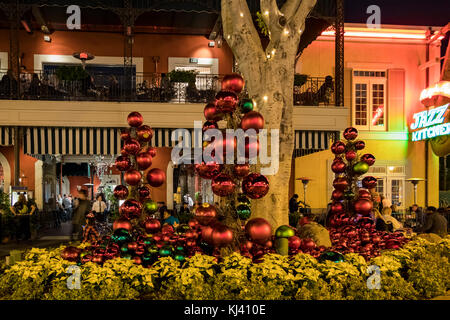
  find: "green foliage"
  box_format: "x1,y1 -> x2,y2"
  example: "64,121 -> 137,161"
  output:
255,12 -> 269,37
0,237 -> 449,300
168,70 -> 197,84
55,66 -> 89,81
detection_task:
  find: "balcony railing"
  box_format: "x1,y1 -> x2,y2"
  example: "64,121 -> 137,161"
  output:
0,70 -> 335,106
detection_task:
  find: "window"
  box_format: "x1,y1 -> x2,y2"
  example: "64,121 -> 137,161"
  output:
352,70 -> 386,131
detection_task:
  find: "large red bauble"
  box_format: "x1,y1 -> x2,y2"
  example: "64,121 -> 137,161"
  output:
343,127 -> 358,140
188,219 -> 200,229
136,151 -> 153,170
120,129 -> 131,141
115,155 -> 131,171
355,140 -> 365,150
161,224 -> 174,235
345,150 -> 357,161
204,102 -> 223,121
331,201 -> 344,214
354,199 -> 373,216
300,238 -> 316,251
146,168 -> 165,187
113,185 -> 129,200
113,218 -> 132,231
127,111 -> 143,127
119,199 -> 142,219
332,189 -> 344,201
245,218 -> 272,245
358,189 -> 371,200
148,147 -> 157,158
242,173 -> 269,199
240,111 -> 264,132
288,236 -> 302,250
136,125 -> 154,142
233,164 -> 250,178
221,73 -> 245,93
194,162 -> 223,179
124,139 -> 141,155
215,90 -> 238,113
201,224 -> 216,244
211,173 -> 236,197
211,223 -> 234,247
331,141 -> 346,154
331,159 -> 347,173
137,185 -> 151,200
361,153 -> 376,166
120,147 -> 128,156
195,204 -> 217,225
61,246 -> 81,262
124,169 -> 142,186
362,176 -> 377,189
333,177 -> 348,191
202,120 -> 218,133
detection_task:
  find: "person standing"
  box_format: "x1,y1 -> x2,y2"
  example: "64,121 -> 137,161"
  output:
420,206 -> 448,237
92,194 -> 107,222
289,194 -> 300,214
71,189 -> 91,241
10,193 -> 35,241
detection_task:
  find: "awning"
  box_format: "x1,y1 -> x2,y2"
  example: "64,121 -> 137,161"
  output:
0,127 -> 14,146
294,130 -> 340,157
23,127 -> 201,156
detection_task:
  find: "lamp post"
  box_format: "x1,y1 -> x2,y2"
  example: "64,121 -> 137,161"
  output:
73,52 -> 94,69
296,177 -> 312,206
406,178 -> 425,205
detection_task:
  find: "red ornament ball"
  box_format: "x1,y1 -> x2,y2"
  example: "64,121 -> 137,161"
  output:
343,127 -> 358,140
301,238 -> 316,251
212,173 -> 236,197
201,224 -> 216,244
233,164 -> 250,178
137,185 -> 151,200
115,155 -> 131,172
331,141 -> 346,154
242,173 -> 269,199
120,147 -> 128,156
362,176 -> 377,189
331,201 -> 345,214
354,199 -> 373,216
146,168 -> 166,187
345,150 -> 357,161
331,159 -> 347,174
124,169 -> 142,186
361,153 -> 376,166
113,218 -> 132,231
288,236 -> 302,250
204,102 -> 223,121
211,223 -> 234,247
120,129 -> 131,141
124,139 -> 141,155
355,140 -> 365,150
195,162 -> 223,179
127,111 -> 143,127
61,246 -> 81,262
245,218 -> 272,245
359,189 -> 372,200
144,218 -> 161,233
136,125 -> 154,142
332,189 -> 344,201
240,111 -> 264,132
333,177 -> 349,191
215,90 -> 238,113
136,151 -> 153,170
221,73 -> 245,93
148,147 -> 157,158
202,120 -> 218,133
195,204 -> 217,225
113,185 -> 129,200
119,199 -> 142,219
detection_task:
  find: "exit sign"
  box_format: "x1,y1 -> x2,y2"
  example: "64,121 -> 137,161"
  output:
189,58 -> 198,64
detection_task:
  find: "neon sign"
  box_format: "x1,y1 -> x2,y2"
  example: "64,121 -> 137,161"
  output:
372,106 -> 384,125
420,81 -> 450,104
410,104 -> 450,142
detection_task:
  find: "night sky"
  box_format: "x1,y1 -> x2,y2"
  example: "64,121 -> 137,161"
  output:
344,0 -> 450,26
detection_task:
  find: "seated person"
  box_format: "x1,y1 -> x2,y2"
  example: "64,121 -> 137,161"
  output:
374,209 -> 393,232
162,209 -> 179,227
381,207 -> 403,231
420,206 -> 448,237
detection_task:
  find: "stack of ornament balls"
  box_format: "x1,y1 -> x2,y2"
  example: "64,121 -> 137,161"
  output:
326,127 -> 410,260
197,73 -> 270,220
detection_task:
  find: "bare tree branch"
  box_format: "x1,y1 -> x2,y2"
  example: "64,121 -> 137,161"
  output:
260,0 -> 284,38
289,0 -> 317,31
280,0 -> 301,20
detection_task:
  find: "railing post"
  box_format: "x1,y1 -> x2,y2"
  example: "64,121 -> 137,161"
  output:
335,0 -> 345,107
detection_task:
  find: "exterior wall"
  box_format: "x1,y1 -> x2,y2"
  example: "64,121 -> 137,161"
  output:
0,29 -> 233,74
0,146 -> 37,191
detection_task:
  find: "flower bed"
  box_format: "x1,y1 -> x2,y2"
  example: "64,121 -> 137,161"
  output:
0,236 -> 448,300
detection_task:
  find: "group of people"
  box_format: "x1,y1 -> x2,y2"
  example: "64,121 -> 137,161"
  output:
8,193 -> 38,242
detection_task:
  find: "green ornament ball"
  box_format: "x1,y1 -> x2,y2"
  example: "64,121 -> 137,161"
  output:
240,99 -> 254,113
236,204 -> 251,220
159,245 -> 173,257
143,200 -> 158,213
318,251 -> 345,263
120,246 -> 129,254
122,253 -> 132,260
237,194 -> 251,206
147,245 -> 159,255
112,228 -> 131,243
353,161 -> 369,175
174,253 -> 186,262
275,225 -> 295,238
176,245 -> 185,252
344,191 -> 355,200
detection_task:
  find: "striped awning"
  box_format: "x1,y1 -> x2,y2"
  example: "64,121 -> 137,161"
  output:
0,127 -> 14,146
294,130 -> 340,156
23,127 -> 202,156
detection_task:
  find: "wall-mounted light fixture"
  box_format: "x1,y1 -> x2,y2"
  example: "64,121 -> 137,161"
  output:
43,35 -> 51,42
208,41 -> 215,47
